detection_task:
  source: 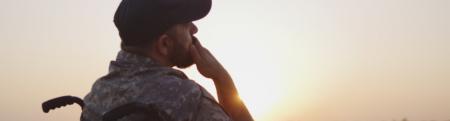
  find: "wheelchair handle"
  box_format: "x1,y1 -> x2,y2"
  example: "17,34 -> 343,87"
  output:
42,95 -> 84,113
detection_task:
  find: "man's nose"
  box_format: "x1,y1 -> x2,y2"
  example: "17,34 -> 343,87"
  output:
190,22 -> 198,34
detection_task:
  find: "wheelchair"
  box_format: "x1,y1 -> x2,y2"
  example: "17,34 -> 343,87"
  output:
42,95 -> 169,121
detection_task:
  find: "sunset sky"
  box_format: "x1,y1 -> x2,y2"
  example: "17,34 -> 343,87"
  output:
0,0 -> 449,121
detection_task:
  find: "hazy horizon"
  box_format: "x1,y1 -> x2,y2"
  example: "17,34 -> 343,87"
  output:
0,0 -> 449,121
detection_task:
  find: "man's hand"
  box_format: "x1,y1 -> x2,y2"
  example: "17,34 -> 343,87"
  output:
189,37 -> 230,81
189,37 -> 254,121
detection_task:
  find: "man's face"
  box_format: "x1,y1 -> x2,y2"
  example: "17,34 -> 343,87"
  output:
166,22 -> 198,68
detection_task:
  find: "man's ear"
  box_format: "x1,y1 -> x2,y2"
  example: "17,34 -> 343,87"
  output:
154,34 -> 172,56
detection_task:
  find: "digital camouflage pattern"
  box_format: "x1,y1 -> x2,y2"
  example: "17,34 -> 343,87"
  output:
81,50 -> 232,121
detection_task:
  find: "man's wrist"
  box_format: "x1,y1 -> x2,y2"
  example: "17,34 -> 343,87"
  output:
212,71 -> 232,83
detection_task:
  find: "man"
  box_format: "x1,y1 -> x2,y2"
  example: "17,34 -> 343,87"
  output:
81,0 -> 253,120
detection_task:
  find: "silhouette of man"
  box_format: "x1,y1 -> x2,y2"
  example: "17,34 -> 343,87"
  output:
81,0 -> 253,120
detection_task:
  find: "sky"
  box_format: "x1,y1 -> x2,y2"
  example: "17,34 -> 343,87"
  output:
0,0 -> 449,121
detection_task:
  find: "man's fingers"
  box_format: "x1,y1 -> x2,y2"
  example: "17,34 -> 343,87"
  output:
190,45 -> 201,62
192,36 -> 203,48
193,36 -> 206,50
192,37 -> 208,56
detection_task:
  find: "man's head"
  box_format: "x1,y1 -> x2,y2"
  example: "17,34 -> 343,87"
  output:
113,0 -> 211,68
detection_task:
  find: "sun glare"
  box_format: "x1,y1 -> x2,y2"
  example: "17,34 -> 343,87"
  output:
231,57 -> 286,120
239,82 -> 283,120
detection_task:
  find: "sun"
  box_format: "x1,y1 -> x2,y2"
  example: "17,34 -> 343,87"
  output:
230,62 -> 285,121
238,82 -> 283,120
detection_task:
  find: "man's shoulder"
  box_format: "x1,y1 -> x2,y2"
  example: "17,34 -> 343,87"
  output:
85,66 -> 201,101
137,68 -> 203,101
82,67 -> 204,119
133,68 -> 207,119
137,66 -> 200,92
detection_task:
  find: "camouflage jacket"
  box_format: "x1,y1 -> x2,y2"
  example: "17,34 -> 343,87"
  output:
81,50 -> 232,121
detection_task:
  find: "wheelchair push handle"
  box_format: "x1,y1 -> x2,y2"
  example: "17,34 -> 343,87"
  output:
42,95 -> 84,113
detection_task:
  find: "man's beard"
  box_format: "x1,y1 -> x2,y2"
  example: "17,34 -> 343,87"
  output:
169,44 -> 194,68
